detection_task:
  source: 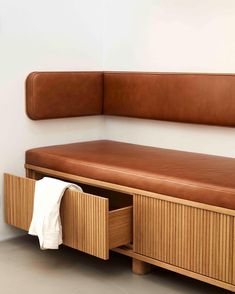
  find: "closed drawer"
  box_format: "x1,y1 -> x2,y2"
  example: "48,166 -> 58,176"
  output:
134,194 -> 235,286
4,173 -> 133,260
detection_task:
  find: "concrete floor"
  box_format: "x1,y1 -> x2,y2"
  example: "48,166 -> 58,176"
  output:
0,236 -> 231,294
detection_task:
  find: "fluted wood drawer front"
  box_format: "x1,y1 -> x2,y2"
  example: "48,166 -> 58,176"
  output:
134,194 -> 235,286
4,174 -> 133,260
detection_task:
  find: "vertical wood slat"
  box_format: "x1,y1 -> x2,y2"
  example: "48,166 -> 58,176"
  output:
60,190 -> 109,260
4,174 -> 109,260
134,194 -> 235,285
4,173 -> 35,231
233,217 -> 235,285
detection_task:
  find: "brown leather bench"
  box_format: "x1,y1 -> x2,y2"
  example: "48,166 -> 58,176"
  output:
4,72 -> 235,292
26,140 -> 235,210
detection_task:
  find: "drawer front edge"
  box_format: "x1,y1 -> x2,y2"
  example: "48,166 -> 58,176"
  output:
4,173 -> 109,260
4,173 -> 35,231
61,189 -> 109,259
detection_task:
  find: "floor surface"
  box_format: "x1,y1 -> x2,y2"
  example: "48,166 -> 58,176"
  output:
0,236 -> 231,294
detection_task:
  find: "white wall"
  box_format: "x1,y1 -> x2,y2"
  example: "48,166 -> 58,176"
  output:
103,0 -> 235,157
0,0 -> 104,241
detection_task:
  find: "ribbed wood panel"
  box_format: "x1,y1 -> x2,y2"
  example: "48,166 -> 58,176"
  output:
134,194 -> 235,285
233,218 -> 235,285
4,174 -> 109,259
4,174 -> 35,231
60,190 -> 109,259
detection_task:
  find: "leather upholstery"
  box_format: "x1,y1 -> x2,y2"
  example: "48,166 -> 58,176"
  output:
26,140 -> 235,210
26,72 -> 103,120
103,72 -> 235,126
26,71 -> 235,126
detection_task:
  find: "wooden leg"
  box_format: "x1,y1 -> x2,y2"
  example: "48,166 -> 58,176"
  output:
132,258 -> 152,275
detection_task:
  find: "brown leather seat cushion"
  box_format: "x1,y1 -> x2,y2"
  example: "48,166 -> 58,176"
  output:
26,140 -> 235,210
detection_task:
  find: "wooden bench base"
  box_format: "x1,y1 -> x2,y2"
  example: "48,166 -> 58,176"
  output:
3,164 -> 235,293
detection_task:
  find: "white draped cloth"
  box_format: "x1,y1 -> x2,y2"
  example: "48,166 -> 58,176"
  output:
29,177 -> 82,250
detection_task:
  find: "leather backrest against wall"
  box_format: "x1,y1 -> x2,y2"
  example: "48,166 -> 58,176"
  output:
26,71 -> 235,126
103,72 -> 235,126
26,72 -> 103,120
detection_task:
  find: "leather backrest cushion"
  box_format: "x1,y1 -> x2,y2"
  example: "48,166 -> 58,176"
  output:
26,72 -> 103,120
103,72 -> 235,126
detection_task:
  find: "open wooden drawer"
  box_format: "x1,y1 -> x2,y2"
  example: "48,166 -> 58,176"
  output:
4,173 -> 133,260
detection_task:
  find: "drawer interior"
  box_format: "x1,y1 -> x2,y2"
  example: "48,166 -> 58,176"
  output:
29,172 -> 133,210
4,173 -> 133,260
77,183 -> 133,211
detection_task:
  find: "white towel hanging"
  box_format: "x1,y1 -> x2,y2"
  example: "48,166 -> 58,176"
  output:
29,177 -> 82,250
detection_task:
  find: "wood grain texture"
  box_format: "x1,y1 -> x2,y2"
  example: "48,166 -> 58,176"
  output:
109,206 -> 133,249
60,189 -> 109,259
4,173 -> 35,231
233,217 -> 235,286
134,194 -> 235,286
113,246 -> 235,292
5,168 -> 235,291
4,173 -> 132,260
